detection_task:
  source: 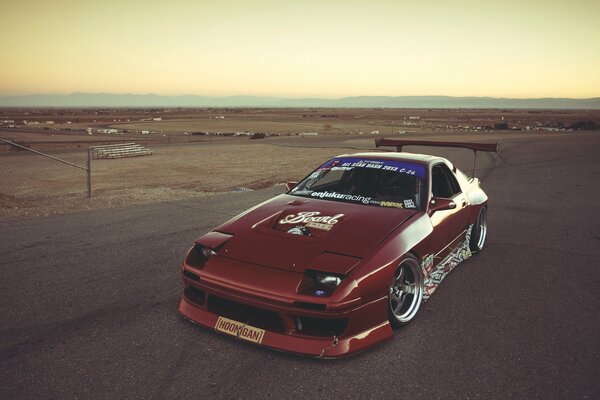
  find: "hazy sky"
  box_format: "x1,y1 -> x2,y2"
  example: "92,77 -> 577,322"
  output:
1,0 -> 599,98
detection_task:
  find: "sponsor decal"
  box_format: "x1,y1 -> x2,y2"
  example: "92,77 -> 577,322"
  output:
319,157 -> 426,178
423,225 -> 473,300
403,199 -> 416,209
310,190 -> 372,205
215,317 -> 265,344
380,201 -> 404,209
331,166 -> 352,171
280,211 -> 344,231
290,189 -> 313,195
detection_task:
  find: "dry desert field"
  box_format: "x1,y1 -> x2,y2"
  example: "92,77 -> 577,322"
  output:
1,108 -> 598,218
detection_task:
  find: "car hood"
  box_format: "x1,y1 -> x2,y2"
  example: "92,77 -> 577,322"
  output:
210,194 -> 416,273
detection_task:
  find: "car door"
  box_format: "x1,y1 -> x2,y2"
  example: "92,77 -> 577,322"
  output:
428,162 -> 470,261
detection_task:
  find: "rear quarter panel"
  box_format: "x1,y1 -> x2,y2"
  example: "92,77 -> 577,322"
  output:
456,171 -> 489,224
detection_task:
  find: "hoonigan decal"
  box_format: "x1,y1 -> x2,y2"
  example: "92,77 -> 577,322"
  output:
423,225 -> 473,300
215,317 -> 265,343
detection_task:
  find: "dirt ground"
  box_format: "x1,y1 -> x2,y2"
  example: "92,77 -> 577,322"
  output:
1,107 -> 598,219
0,139 -> 360,218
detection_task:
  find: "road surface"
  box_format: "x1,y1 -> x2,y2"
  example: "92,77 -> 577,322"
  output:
1,132 -> 599,399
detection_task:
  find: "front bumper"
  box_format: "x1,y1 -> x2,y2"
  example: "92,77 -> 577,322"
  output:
178,260 -> 393,357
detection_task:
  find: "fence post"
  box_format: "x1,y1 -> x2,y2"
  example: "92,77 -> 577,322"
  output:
87,148 -> 92,198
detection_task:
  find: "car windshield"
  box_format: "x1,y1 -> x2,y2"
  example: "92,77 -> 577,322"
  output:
289,157 -> 426,210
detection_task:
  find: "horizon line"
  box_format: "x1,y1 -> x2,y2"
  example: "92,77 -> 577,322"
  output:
1,92 -> 599,100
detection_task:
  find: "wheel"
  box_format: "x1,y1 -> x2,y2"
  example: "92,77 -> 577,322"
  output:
469,207 -> 488,252
388,255 -> 424,327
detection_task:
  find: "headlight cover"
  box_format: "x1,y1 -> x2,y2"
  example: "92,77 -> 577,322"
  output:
303,270 -> 345,297
185,244 -> 216,268
315,272 -> 342,288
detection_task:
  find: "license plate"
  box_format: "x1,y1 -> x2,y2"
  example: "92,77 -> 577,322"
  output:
214,316 -> 265,344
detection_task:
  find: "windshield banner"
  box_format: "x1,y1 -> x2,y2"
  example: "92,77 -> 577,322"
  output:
319,157 -> 426,178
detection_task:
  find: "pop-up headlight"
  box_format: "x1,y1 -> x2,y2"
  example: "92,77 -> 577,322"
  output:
185,244 -> 216,268
314,272 -> 342,289
303,270 -> 344,297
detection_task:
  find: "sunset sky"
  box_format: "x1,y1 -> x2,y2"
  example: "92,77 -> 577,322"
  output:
1,0 -> 598,98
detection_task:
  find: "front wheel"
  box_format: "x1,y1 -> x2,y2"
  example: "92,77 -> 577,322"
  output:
388,255 -> 424,327
469,207 -> 488,253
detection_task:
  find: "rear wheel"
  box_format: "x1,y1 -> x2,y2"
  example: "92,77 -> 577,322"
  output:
388,255 -> 424,327
469,207 -> 487,252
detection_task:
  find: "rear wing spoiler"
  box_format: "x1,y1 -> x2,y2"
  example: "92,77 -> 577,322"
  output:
374,138 -> 499,178
374,138 -> 498,153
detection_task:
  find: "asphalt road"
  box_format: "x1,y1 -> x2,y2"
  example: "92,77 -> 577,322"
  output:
1,132 -> 599,399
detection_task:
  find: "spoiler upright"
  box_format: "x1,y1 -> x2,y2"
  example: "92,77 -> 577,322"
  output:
374,138 -> 499,178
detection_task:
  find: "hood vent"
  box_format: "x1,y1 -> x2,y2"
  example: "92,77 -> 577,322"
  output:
287,226 -> 312,236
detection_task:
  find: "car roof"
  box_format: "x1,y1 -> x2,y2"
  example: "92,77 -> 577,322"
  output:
335,151 -> 442,165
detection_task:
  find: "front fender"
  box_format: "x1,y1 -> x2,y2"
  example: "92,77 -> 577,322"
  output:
350,212 -> 433,302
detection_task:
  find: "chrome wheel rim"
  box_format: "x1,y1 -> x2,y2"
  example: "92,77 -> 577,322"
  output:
389,258 -> 423,323
476,208 -> 487,250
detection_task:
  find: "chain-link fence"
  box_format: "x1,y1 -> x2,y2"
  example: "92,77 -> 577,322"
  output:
0,130 -> 91,215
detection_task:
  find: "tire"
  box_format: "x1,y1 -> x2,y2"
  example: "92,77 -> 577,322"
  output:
388,255 -> 424,327
469,207 -> 488,253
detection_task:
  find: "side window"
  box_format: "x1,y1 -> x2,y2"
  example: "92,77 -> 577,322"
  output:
431,163 -> 461,198
444,165 -> 461,195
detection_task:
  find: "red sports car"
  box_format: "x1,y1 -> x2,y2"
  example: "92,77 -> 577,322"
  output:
178,139 -> 498,357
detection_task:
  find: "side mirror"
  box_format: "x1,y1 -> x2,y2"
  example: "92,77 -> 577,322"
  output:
285,181 -> 298,191
429,197 -> 456,214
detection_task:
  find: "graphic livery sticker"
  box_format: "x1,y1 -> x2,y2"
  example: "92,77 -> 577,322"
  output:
279,211 -> 344,231
319,157 -> 426,178
423,225 -> 473,300
422,254 -> 434,274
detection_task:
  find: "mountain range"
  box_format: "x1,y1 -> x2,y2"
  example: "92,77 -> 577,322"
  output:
0,93 -> 598,109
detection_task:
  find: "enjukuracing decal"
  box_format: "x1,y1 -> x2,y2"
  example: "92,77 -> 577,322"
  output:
423,225 -> 473,300
310,190 -> 372,204
279,211 -> 344,231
